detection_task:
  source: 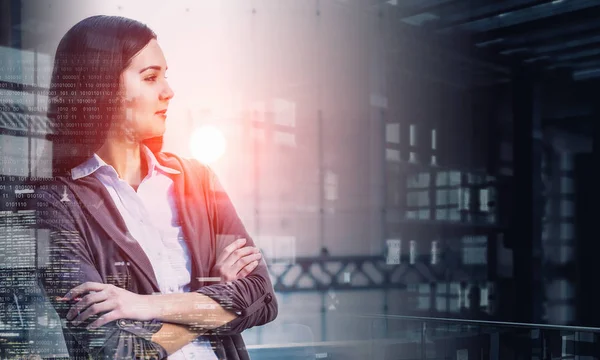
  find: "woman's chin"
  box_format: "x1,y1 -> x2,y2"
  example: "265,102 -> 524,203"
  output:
142,126 -> 166,140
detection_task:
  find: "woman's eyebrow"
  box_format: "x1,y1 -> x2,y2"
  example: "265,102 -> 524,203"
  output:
139,65 -> 167,74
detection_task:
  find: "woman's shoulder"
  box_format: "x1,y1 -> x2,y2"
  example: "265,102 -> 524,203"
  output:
156,152 -> 222,192
156,152 -> 214,176
30,175 -> 73,197
30,176 -> 87,224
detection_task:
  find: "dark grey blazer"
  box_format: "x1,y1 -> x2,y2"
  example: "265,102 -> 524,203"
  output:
36,152 -> 278,359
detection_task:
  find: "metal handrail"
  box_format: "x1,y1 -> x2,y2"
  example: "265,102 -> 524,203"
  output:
359,313 -> 600,333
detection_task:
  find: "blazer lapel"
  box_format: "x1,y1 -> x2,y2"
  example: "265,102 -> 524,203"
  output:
64,177 -> 161,293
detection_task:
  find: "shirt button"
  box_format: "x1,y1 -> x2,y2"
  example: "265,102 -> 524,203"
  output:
118,319 -> 127,327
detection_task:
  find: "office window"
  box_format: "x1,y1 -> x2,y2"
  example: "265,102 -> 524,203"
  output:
385,123 -> 401,163
0,46 -> 35,85
409,124 -> 417,146
430,240 -> 439,265
409,124 -> 418,163
385,148 -> 401,162
435,283 -> 447,311
0,134 -> 28,176
406,172 -> 430,220
31,138 -> 52,178
461,236 -> 487,265
386,123 -> 400,144
386,239 -> 401,265
435,282 -> 462,312
435,171 -> 461,221
0,46 -> 53,179
417,283 -> 430,310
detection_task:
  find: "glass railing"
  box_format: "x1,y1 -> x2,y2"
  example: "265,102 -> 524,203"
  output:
247,314 -> 600,360
2,280 -> 598,360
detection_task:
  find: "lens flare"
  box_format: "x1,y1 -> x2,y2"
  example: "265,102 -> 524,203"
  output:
190,125 -> 227,164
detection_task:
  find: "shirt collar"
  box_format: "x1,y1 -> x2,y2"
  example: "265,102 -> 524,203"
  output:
141,145 -> 181,176
71,145 -> 180,180
71,153 -> 107,180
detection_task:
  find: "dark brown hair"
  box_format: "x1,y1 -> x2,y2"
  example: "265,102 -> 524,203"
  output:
48,15 -> 158,177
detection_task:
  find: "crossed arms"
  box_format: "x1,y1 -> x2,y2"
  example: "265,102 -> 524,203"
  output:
36,180 -> 278,359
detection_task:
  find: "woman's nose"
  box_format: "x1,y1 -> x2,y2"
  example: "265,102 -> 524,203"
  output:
160,81 -> 174,101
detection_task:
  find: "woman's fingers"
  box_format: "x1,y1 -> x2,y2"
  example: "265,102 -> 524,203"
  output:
64,282 -> 107,301
212,238 -> 264,282
219,247 -> 261,280
216,238 -> 247,264
62,283 -> 150,329
236,260 -> 260,279
222,246 -> 259,268
71,299 -> 116,326
231,252 -> 262,275
66,290 -> 109,320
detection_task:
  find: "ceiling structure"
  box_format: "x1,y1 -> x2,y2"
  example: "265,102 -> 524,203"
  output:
3,1 -> 600,134
384,0 -> 600,82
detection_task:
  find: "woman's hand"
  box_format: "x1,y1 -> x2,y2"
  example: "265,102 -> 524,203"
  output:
63,282 -> 154,329
211,238 -> 262,282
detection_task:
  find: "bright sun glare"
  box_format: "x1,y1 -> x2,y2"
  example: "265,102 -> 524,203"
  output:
190,125 -> 227,164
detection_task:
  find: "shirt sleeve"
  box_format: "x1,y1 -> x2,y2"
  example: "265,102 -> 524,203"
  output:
36,186 -> 169,359
194,166 -> 279,335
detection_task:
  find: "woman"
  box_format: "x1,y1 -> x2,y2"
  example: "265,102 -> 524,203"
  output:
37,15 -> 278,359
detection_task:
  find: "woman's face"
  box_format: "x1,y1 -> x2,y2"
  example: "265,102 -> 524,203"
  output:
118,38 -> 174,141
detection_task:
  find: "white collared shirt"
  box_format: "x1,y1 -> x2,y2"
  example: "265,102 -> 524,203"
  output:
72,145 -> 217,360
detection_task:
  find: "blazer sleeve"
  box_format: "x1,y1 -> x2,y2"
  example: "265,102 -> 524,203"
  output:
35,187 -> 169,359
195,166 -> 279,335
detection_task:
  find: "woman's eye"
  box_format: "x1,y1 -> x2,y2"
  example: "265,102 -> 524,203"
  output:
145,75 -> 167,81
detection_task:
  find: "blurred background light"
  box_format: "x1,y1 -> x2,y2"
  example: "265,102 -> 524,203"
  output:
190,124 -> 226,165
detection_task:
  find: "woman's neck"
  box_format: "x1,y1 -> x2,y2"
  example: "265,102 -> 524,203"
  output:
96,139 -> 147,187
